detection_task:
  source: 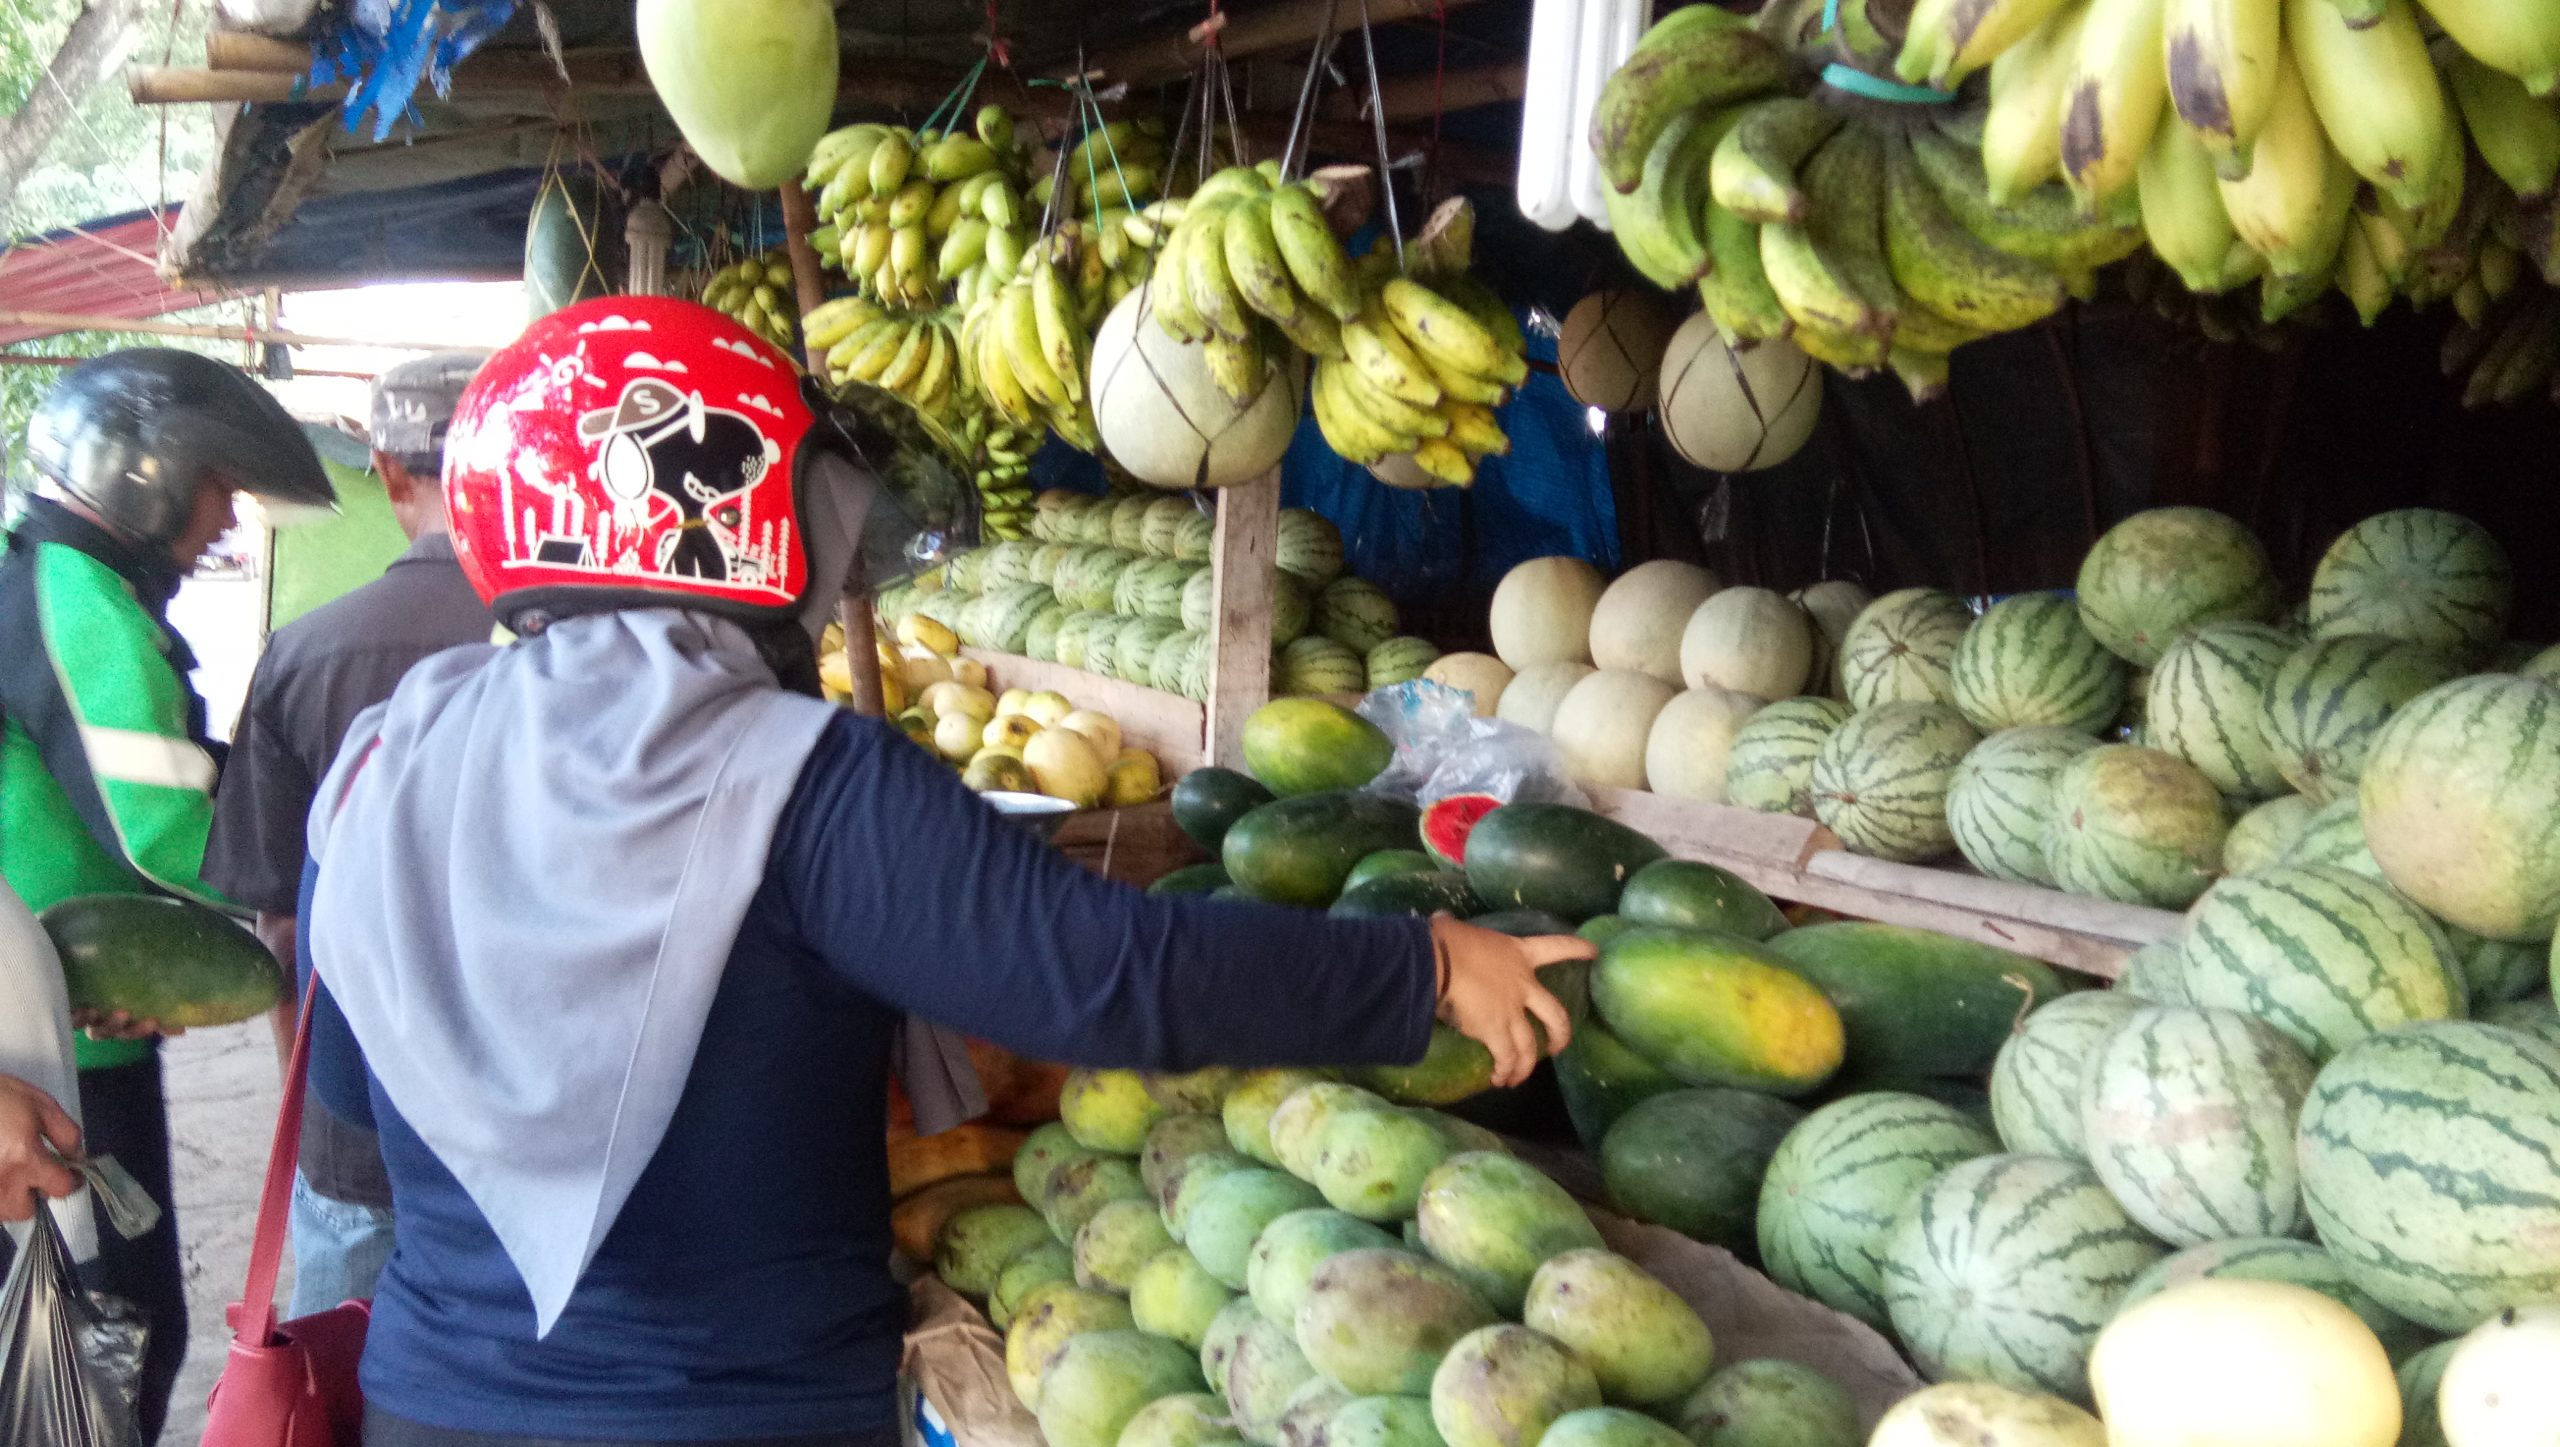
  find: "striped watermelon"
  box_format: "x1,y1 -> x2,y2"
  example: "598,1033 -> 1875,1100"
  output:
1054,612 -> 1108,671
2115,1238 -> 2430,1360
1724,698 -> 1856,816
1808,702 -> 1981,862
1278,636 -> 1363,696
1755,1093 -> 2001,1330
1025,605 -> 1071,663
1315,577 -> 1400,654
946,547 -> 991,594
2079,1005 -> 2318,1246
2360,674 -> 2560,941
1839,590 -> 1974,711
1175,510 -> 1216,563
2042,745 -> 2228,908
2145,623 -> 2297,799
1118,618 -> 1185,683
1947,727 -> 2104,886
1152,630 -> 1204,695
2483,996 -> 2560,1048
982,540 -> 1037,588
963,584 -> 1057,653
2183,865 -> 2462,1063
1108,496 -> 1153,552
1949,593 -> 2127,735
2279,796 -> 2382,878
1181,568 -> 1217,633
1366,637 -> 1440,687
2397,1341 -> 2461,1447
2221,795 -> 2316,877
1275,509 -> 1345,586
2462,935 -> 2549,1007
1880,1154 -> 2167,1402
2263,635 -> 2465,804
2525,642 -> 2560,684
2112,939 -> 2193,1006
1141,496 -> 1195,558
1989,992 -> 2147,1159
2296,1021 -> 2560,1332
1270,573 -> 1314,646
1111,559 -> 1160,617
1030,543 -> 1078,591
2076,507 -> 2279,667
2306,508 -> 2513,662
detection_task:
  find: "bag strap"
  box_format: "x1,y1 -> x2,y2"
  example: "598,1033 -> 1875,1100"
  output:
232,983 -> 317,1347
230,736 -> 379,1345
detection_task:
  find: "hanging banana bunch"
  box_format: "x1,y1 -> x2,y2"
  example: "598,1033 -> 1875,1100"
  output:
699,251 -> 801,352
1308,198 -> 1528,487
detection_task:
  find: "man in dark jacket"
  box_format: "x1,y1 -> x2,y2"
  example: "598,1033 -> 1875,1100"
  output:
206,350 -> 491,1317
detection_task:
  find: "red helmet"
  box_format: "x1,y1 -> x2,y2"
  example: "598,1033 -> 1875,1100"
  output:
446,296 -> 838,626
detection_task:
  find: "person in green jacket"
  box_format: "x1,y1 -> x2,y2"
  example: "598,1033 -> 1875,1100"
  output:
0,349 -> 332,1442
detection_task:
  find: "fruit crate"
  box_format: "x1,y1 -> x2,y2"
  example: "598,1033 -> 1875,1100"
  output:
1586,786 -> 2184,978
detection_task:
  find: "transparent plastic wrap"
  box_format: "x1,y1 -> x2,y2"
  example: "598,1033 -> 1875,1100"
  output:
1357,681 -> 1589,811
0,1195 -> 144,1447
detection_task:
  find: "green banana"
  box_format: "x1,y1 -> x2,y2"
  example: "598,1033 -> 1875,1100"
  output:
1221,195 -> 1314,335
1148,206 -> 1212,342
1699,203 -> 1794,343
1267,185 -> 1364,322
1908,127 -> 2145,271
1610,106 -> 1715,288
1592,16 -> 1790,193
1760,127 -> 1897,365
2414,0 -> 2560,98
1883,135 -> 2068,330
1183,207 -> 1254,344
2333,218 -> 2391,324
2446,50 -> 2560,201
1711,97 -> 1843,225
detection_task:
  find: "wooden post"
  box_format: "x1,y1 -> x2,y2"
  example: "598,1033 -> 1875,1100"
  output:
1204,472 -> 1282,768
780,177 -> 887,718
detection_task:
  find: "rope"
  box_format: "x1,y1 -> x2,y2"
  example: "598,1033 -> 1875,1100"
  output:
1818,0 -> 1954,103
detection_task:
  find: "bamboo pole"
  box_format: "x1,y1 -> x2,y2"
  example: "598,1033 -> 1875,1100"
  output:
0,352 -> 382,379
1320,62 -> 1526,122
205,32 -> 314,73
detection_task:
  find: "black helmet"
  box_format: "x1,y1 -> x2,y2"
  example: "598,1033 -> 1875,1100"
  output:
26,349 -> 334,550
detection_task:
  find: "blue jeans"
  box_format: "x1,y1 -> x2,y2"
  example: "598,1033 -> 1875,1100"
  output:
289,1171 -> 395,1319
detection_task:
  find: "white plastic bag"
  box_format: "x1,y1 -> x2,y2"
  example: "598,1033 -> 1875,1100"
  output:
1356,682 -> 1588,811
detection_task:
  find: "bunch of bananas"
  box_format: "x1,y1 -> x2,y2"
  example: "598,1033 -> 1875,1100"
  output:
946,411 -> 1042,539
2441,272 -> 2560,408
1032,120 -> 1176,234
1146,162 -> 1378,401
1595,5 -> 2128,400
808,295 -> 962,417
698,251 -> 801,352
1309,202 -> 1527,486
1891,0 -> 2560,329
960,235 -> 1106,454
802,110 -> 1037,312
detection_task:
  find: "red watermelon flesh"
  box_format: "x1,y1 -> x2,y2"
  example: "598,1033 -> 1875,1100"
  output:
1423,794 -> 1504,868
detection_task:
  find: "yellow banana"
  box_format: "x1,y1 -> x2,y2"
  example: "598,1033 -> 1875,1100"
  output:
851,223 -> 893,278
975,313 -> 1039,424
1445,402 -> 1512,458
1221,195 -> 1312,333
2286,0 -> 2451,210
1312,360 -> 1403,463
1030,261 -> 1085,405
1423,352 -> 1508,406
2333,217 -> 2390,324
1334,358 -> 1452,441
1380,278 -> 1509,386
921,135 -> 1000,183
1933,0 -> 2078,87
1268,186 -> 1364,322
2411,0 -> 2560,98
2059,0 -> 2172,211
1202,333 -> 1266,404
2163,0 -> 2278,178
2216,48 -> 2356,278
801,297 -> 876,350
1183,207 -> 1254,344
1148,209 -> 1211,342
867,131 -> 915,198
1983,3 -> 2086,202
1343,300 -> 1446,409
1001,284 -> 1068,409
2139,112 -> 2260,291
842,321 -> 907,384
875,323 -> 930,392
2446,51 -> 2560,201
1411,437 -> 1476,486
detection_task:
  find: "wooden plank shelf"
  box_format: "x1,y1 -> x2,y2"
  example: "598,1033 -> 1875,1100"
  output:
1584,787 -> 2184,979
961,648 -> 1212,776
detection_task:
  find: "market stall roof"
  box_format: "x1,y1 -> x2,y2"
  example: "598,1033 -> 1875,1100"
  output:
156,0 -> 1535,290
0,206 -> 235,347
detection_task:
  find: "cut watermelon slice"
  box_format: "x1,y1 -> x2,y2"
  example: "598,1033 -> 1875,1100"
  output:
1422,793 -> 1503,869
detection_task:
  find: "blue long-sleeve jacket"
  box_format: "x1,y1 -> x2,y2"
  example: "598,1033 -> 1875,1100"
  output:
300,710 -> 1434,1441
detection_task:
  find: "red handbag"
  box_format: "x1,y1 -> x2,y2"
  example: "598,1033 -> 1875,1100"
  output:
198,987 -> 370,1447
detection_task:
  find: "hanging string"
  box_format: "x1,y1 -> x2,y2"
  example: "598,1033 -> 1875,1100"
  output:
1280,0 -> 1343,181
1818,0 -> 1955,103
1422,0 -> 1449,203
1356,0 -> 1404,269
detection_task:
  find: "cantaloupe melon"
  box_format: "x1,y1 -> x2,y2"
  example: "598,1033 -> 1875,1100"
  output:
2090,1279 -> 2399,1447
1589,561 -> 1721,684
1423,652 -> 1515,718
1497,662 -> 1599,735
1490,557 -> 1608,669
1551,671 -> 1680,789
1680,587 -> 1814,699
1644,686 -> 1765,803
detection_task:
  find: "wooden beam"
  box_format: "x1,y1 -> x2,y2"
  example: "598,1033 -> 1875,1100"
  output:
0,309 -> 460,352
1320,62 -> 1525,122
1204,476 -> 1281,769
1073,0 -> 1490,90
130,51 -> 654,106
0,351 -> 382,380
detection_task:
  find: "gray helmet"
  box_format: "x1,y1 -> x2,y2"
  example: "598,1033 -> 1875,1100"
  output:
26,349 -> 334,549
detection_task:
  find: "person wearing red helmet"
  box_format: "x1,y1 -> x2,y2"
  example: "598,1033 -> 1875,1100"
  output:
290,297 -> 1583,1447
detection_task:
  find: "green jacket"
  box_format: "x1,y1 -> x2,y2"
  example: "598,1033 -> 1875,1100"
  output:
0,499 -> 234,1069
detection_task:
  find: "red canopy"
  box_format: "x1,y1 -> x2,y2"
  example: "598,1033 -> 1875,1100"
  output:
0,207 -> 233,348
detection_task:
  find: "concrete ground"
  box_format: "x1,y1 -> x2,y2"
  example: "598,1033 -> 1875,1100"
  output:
161,1019 -> 285,1444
